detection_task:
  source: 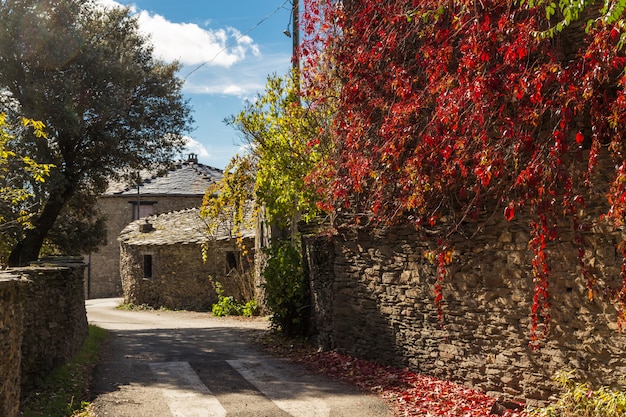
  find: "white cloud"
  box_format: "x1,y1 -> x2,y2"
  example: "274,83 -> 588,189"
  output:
96,0 -> 260,67
184,80 -> 265,98
137,12 -> 260,67
182,51 -> 292,98
96,0 -> 123,10
183,136 -> 211,160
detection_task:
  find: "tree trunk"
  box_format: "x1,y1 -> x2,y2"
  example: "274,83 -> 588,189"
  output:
8,191 -> 69,266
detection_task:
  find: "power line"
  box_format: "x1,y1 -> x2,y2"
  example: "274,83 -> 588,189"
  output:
184,0 -> 291,80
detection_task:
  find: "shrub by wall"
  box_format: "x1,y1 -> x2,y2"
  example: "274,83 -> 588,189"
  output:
303,217 -> 626,404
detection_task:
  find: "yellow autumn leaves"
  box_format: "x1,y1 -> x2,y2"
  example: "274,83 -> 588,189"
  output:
0,113 -> 54,227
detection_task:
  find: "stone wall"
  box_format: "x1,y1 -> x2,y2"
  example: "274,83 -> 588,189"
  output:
0,276 -> 27,417
120,238 -> 255,311
303,216 -> 626,404
20,259 -> 89,390
0,260 -> 88,417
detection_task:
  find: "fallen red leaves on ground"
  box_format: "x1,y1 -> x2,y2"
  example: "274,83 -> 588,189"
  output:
293,349 -> 523,417
258,334 -> 524,416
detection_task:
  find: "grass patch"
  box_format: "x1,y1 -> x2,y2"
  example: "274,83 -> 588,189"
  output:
115,302 -> 170,311
21,325 -> 108,417
525,370 -> 626,417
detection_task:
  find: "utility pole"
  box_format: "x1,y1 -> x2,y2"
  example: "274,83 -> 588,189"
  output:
292,0 -> 299,74
290,0 -> 301,237
286,0 -> 300,100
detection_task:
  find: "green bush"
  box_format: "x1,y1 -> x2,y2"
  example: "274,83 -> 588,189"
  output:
241,300 -> 258,317
261,240 -> 310,336
527,370 -> 626,417
211,282 -> 258,317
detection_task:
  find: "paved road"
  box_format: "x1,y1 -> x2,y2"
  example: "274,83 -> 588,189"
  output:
86,298 -> 392,417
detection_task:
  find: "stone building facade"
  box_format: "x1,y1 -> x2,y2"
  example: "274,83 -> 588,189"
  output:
119,208 -> 255,310
303,216 -> 626,404
87,156 -> 222,299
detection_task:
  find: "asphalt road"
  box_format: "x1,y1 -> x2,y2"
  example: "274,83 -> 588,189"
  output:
86,298 -> 392,417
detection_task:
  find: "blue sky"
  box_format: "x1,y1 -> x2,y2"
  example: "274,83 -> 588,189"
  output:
99,0 -> 295,169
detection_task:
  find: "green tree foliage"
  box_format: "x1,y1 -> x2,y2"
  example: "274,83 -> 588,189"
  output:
202,70 -> 334,334
0,113 -> 52,264
522,0 -> 626,36
224,70 -> 330,228
0,0 -> 193,265
201,154 -> 256,245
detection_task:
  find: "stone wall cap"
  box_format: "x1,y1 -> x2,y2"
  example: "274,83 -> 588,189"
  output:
0,271 -> 32,283
33,256 -> 85,264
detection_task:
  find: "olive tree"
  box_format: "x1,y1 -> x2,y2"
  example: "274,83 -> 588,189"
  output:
0,0 -> 193,265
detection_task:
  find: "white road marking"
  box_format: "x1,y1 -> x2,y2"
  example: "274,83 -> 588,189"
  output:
227,359 -> 331,417
148,362 -> 227,417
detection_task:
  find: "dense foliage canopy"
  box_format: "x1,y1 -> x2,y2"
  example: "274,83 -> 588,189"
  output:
0,0 -> 192,265
222,71 -> 332,229
297,0 -> 626,342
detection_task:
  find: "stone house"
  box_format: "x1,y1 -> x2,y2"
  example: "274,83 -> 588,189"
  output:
86,155 -> 223,298
118,208 -> 255,310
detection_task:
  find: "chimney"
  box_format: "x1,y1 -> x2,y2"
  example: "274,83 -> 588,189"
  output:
139,219 -> 154,233
188,153 -> 198,164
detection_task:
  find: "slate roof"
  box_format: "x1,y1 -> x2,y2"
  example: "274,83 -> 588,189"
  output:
118,208 -> 254,246
105,160 -> 223,197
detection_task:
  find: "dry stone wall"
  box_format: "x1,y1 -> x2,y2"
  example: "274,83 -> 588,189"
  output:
120,243 -> 217,310
20,259 -> 89,390
303,216 -> 626,404
0,259 -> 88,417
119,209 -> 255,311
0,276 -> 27,417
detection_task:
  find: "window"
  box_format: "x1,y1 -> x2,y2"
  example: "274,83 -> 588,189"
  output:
143,255 -> 153,279
226,252 -> 237,271
130,201 -> 156,220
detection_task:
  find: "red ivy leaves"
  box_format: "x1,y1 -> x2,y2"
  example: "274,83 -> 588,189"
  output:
576,131 -> 585,145
529,216 -> 553,348
294,350 -> 510,417
504,204 -> 515,222
300,0 -> 626,339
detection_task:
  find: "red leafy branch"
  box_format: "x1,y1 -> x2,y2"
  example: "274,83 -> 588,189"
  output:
299,0 -> 626,338
528,215 -> 552,348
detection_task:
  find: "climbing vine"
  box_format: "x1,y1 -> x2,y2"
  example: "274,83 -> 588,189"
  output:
299,0 -> 626,342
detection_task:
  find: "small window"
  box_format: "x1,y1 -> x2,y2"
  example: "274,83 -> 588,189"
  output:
133,204 -> 154,220
226,252 -> 237,271
129,201 -> 156,220
143,255 -> 153,279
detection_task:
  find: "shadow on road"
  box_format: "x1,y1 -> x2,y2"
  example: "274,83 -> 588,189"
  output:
91,324 -> 391,417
